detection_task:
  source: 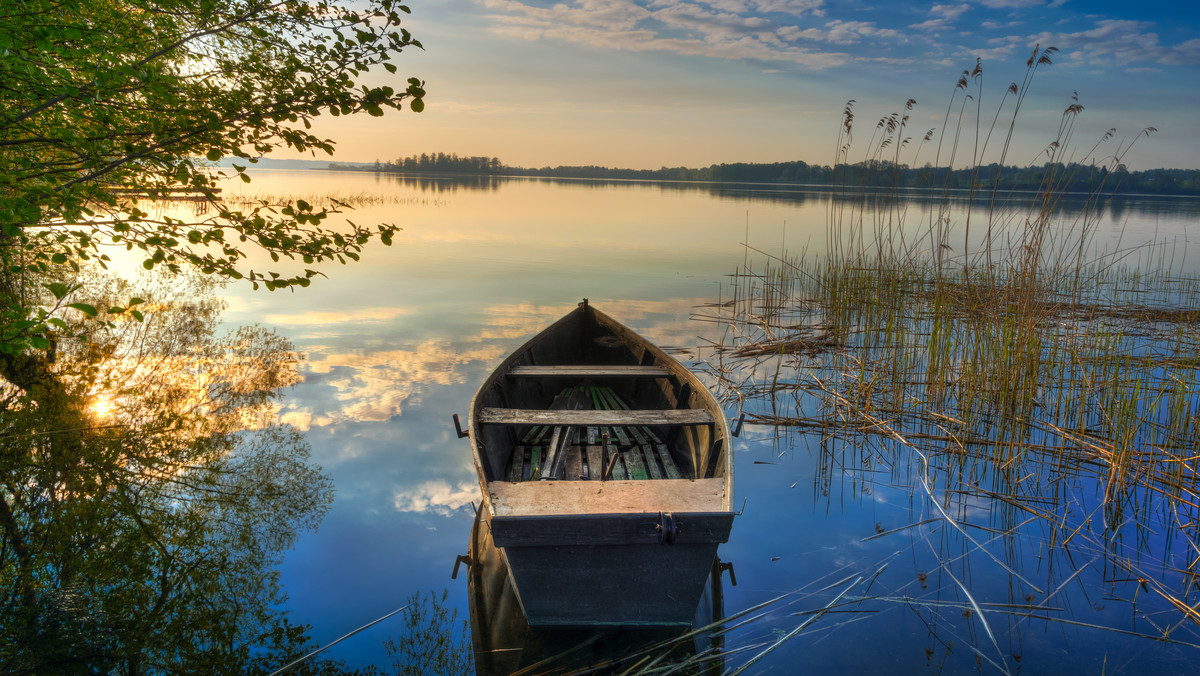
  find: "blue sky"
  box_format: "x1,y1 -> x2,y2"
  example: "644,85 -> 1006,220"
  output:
320,0 -> 1200,169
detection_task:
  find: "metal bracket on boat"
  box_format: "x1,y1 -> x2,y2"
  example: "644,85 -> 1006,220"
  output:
451,554 -> 471,580
717,559 -> 737,586
452,413 -> 469,439
657,511 -> 677,546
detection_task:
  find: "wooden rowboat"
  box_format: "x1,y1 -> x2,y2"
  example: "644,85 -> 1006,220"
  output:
465,300 -> 734,627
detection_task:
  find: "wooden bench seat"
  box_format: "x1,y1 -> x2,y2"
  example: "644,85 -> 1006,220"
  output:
506,365 -> 670,378
478,408 -> 713,427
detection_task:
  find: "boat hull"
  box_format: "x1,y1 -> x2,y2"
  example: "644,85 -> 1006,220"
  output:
467,301 -> 734,627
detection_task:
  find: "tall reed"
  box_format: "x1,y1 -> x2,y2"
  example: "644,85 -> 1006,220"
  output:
699,47 -> 1200,653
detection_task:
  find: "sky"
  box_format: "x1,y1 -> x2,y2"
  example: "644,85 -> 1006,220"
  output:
313,0 -> 1200,170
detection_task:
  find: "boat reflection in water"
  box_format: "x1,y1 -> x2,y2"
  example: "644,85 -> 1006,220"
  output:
462,508 -> 733,675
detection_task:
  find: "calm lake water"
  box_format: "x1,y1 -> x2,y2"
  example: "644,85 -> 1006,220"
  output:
211,170 -> 1199,673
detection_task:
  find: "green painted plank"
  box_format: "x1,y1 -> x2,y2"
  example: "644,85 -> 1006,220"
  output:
641,445 -> 664,480
622,449 -> 649,480
655,444 -> 682,480
529,446 -> 542,480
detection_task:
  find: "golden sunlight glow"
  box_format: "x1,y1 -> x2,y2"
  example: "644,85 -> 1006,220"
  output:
89,394 -> 116,420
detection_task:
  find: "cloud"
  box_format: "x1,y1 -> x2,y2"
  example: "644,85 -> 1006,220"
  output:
1029,19 -> 1200,67
782,20 -> 901,45
393,479 -> 478,516
931,4 -> 969,20
910,4 -> 968,32
282,339 -> 508,429
263,306 -> 412,326
977,0 -> 1042,7
475,0 -> 885,68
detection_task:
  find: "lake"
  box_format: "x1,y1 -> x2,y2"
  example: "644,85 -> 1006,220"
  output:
211,169 -> 1200,673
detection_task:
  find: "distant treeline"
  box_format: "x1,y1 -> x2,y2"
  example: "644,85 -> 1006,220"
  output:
329,153 -> 1200,196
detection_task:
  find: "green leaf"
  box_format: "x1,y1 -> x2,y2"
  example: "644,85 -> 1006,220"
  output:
43,282 -> 71,300
206,149 -> 222,161
67,303 -> 99,317
410,98 -> 424,113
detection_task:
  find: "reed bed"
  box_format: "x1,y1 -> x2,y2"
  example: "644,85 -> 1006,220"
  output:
682,49 -> 1200,672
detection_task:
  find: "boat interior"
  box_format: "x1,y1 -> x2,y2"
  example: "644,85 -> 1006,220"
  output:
472,305 -> 729,501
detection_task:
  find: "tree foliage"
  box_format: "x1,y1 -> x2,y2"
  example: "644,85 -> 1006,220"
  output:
0,274 -> 349,673
1,0 -> 424,354
0,2 -> 425,669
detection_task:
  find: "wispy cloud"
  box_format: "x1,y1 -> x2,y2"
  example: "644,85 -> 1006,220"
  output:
910,3 -> 969,32
977,0 -> 1043,8
782,20 -> 901,45
476,0 -> 890,68
1030,20 -> 1200,68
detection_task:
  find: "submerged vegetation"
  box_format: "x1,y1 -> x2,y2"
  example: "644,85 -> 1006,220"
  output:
682,48 -> 1200,672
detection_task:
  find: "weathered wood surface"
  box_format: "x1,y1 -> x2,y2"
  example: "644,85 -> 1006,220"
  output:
622,449 -> 649,480
479,408 -> 713,427
585,445 -> 604,480
507,365 -> 670,378
655,444 -> 682,479
563,446 -> 583,480
489,477 -> 725,516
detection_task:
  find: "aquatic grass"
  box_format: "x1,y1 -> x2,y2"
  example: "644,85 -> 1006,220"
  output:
692,48 -> 1200,670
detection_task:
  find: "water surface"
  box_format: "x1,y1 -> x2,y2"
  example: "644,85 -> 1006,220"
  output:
211,170 -> 1199,672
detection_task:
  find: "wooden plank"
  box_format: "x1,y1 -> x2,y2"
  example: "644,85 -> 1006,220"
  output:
489,478 -> 728,516
628,425 -> 649,445
479,408 -> 714,427
655,444 -> 682,480
585,445 -> 604,481
640,426 -> 663,444
529,446 -> 541,480
611,452 -> 627,480
507,446 -> 526,482
622,449 -> 649,480
610,425 -> 632,446
564,446 -> 584,480
641,445 -> 664,480
596,386 -> 627,411
507,365 -> 669,378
